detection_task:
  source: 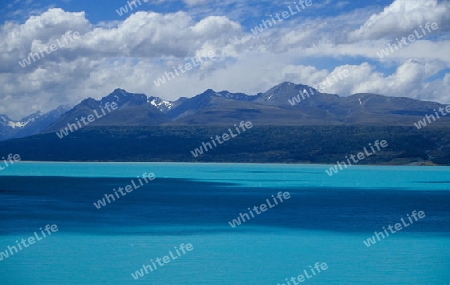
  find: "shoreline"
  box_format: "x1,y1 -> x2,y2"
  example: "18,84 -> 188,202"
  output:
9,160 -> 445,166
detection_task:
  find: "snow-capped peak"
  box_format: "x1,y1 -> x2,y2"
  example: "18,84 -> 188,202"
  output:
148,97 -> 174,113
5,112 -> 42,129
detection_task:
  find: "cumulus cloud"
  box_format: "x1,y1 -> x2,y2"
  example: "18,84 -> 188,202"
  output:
315,60 -> 449,104
348,0 -> 450,40
1,9 -> 241,70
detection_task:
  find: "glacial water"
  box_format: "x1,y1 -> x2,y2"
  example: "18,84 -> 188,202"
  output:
0,162 -> 449,284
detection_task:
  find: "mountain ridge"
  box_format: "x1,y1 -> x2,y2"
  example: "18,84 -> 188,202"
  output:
0,105 -> 71,141
2,82 -> 449,141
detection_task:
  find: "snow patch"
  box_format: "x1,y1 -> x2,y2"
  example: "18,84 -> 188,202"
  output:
8,121 -> 28,128
149,97 -> 174,112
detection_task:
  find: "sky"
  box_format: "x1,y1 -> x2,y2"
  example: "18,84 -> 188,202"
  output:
0,0 -> 449,119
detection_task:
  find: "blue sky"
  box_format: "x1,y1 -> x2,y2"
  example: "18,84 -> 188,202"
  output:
0,0 -> 449,118
2,0 -> 396,30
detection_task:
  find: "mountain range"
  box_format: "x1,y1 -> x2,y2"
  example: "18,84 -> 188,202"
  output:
1,82 -> 448,141
0,106 -> 70,141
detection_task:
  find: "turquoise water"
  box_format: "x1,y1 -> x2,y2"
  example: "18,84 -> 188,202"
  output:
1,162 -> 449,284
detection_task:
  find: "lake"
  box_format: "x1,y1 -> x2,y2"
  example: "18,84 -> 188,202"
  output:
0,162 -> 449,284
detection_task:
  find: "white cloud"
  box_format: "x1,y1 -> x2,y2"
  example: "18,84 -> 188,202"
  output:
348,0 -> 450,40
317,60 -> 449,104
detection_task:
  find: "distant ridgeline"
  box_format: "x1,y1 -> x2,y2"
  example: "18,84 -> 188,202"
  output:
3,83 -> 450,142
0,126 -> 449,165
